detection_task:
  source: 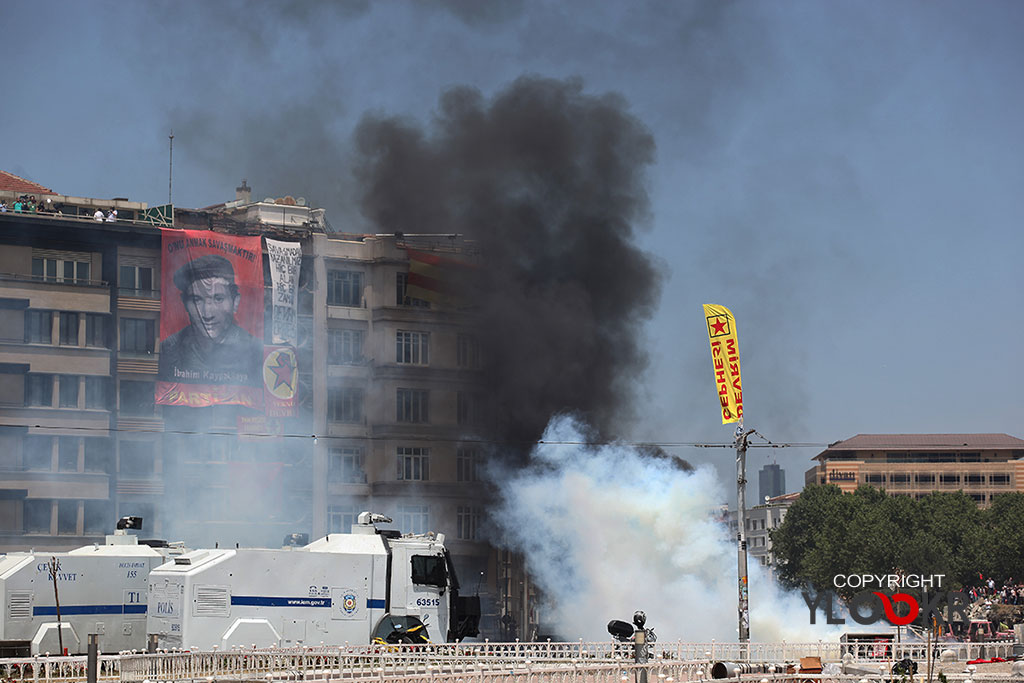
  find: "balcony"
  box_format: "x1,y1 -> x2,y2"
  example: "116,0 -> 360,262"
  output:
0,273 -> 110,312
117,289 -> 161,313
0,469 -> 109,499
0,405 -> 111,434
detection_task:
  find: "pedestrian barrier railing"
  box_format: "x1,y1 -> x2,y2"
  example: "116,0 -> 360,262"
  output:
0,641 -> 1019,683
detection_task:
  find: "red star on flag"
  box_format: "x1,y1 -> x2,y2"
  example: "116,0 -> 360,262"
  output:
268,351 -> 296,391
710,317 -> 727,335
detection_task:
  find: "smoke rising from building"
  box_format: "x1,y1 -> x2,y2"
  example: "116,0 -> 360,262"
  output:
354,76 -> 664,447
490,415 -> 835,641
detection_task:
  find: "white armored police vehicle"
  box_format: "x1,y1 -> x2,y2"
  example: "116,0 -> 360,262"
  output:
147,512 -> 480,650
0,517 -> 184,656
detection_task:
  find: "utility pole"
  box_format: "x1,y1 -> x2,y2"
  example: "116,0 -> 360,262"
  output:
735,425 -> 753,644
48,557 -> 64,655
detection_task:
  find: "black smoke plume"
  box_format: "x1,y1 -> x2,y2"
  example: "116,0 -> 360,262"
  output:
354,76 -> 663,448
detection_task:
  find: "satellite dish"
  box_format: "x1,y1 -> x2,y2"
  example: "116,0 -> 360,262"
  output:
263,198 -> 275,204
296,197 -> 307,206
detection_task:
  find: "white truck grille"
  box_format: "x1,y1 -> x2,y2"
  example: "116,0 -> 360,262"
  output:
8,591 -> 32,619
194,585 -> 230,617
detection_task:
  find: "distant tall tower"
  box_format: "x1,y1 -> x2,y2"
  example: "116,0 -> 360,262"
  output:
759,463 -> 786,501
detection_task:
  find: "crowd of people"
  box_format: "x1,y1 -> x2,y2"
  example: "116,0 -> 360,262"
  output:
969,577 -> 1024,606
0,194 -> 61,214
1,194 -> 116,221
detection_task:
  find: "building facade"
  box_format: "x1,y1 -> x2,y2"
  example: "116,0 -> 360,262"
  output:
0,173 -> 511,637
725,492 -> 798,577
804,433 -> 1024,505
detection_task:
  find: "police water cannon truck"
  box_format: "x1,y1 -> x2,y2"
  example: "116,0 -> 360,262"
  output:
146,512 -> 481,650
0,517 -> 185,657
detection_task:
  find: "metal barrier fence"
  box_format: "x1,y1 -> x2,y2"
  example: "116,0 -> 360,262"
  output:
664,641 -> 1018,664
0,654 -> 121,683
0,641 -> 1019,683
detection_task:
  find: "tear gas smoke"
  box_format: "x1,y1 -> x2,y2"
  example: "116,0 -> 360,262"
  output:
491,415 -> 838,642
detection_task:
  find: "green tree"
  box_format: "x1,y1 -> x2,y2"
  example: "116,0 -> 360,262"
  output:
916,491 -> 986,589
985,492 -> 1024,583
771,485 -> 992,597
770,484 -> 850,591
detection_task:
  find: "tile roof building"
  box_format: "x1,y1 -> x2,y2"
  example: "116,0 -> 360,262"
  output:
804,433 -> 1024,505
0,170 -> 55,196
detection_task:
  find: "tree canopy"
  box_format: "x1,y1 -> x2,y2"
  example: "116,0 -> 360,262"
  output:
771,485 -> 1024,596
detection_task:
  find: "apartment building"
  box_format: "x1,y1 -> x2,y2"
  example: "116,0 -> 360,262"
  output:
0,172 -> 506,636
724,492 -> 798,577
804,433 -> 1024,505
0,173 -> 157,550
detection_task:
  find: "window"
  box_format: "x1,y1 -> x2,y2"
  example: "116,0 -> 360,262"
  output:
456,334 -> 480,369
327,270 -> 363,307
328,387 -> 364,423
457,391 -> 483,426
457,506 -> 482,541
889,473 -> 910,484
26,374 -> 53,407
398,505 -> 430,536
915,474 -> 935,484
24,436 -> 52,471
457,448 -> 482,482
965,474 -> 985,485
397,447 -> 429,481
84,501 -> 113,534
396,388 -> 429,423
24,499 -> 51,533
410,553 -> 447,588
328,447 -> 366,483
25,310 -> 52,343
970,493 -> 986,503
59,312 -> 79,345
57,500 -> 78,535
396,331 -> 429,365
58,437 -> 79,472
865,473 -> 884,484
34,257 -> 90,283
120,318 -> 155,353
328,329 -> 363,364
85,377 -> 111,409
940,474 -> 960,484
120,441 -> 155,478
85,314 -> 108,347
396,272 -> 429,308
84,439 -> 112,473
119,265 -> 154,297
59,375 -> 80,408
991,474 -> 1011,486
328,504 -> 361,534
119,381 -> 155,416
33,257 -> 57,281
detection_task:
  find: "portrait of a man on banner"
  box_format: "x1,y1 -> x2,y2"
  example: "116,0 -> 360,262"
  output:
156,229 -> 265,408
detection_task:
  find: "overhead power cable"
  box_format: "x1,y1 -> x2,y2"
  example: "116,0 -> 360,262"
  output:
12,421 -> 828,449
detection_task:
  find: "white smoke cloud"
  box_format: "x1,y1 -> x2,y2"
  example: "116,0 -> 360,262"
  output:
491,414 -> 839,642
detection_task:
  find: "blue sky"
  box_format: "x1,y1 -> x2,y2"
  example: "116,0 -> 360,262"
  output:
3,0 -> 1022,494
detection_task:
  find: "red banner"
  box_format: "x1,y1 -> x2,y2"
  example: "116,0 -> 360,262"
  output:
156,229 -> 264,408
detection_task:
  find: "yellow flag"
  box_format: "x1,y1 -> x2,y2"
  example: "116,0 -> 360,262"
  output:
703,304 -> 744,424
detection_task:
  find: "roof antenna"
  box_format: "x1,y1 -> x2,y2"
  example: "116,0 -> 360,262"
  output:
168,130 -> 174,206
